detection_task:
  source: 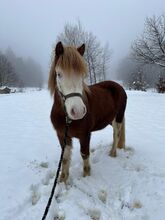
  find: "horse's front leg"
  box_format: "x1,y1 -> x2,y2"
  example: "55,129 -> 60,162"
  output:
57,132 -> 72,183
79,133 -> 91,177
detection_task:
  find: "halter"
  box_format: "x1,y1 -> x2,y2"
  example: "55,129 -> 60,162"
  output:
58,90 -> 83,124
58,90 -> 83,102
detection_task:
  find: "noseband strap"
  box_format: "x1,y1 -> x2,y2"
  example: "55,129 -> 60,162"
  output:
59,91 -> 83,102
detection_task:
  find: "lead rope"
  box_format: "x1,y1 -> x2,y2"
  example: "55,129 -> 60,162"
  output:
41,116 -> 71,220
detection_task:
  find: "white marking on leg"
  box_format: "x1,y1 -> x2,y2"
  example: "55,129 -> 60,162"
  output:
110,119 -> 121,157
83,157 -> 91,177
117,117 -> 125,149
60,145 -> 72,182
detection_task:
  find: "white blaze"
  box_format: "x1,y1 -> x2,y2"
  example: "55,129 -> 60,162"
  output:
56,67 -> 87,120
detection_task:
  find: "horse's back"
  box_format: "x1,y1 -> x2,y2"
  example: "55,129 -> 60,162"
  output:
89,81 -> 127,123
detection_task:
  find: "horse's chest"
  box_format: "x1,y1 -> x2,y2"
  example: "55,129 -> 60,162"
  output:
52,113 -> 84,138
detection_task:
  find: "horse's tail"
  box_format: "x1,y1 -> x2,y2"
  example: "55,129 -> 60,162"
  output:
116,90 -> 126,149
117,117 -> 125,149
48,54 -> 56,96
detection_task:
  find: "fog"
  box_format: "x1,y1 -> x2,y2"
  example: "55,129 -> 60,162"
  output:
0,0 -> 164,79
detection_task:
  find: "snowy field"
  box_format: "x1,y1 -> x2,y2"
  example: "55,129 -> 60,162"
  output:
0,89 -> 165,220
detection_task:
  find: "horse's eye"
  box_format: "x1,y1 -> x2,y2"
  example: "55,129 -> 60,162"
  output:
57,72 -> 62,79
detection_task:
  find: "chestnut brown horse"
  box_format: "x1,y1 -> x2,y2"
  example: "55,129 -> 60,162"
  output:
48,42 -> 127,183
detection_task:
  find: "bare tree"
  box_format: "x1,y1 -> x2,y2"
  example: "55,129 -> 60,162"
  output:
156,76 -> 165,93
0,53 -> 18,87
132,14 -> 165,68
130,68 -> 147,91
117,56 -> 138,87
5,48 -> 44,88
101,43 -> 111,81
117,56 -> 148,88
57,21 -> 111,84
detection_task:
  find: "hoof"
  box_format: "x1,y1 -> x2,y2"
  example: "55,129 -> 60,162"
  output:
109,150 -> 117,157
117,145 -> 123,149
117,145 -> 125,149
83,166 -> 91,177
59,172 -> 69,183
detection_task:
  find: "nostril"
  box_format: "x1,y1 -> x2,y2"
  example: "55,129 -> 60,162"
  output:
70,106 -> 86,119
71,108 -> 76,117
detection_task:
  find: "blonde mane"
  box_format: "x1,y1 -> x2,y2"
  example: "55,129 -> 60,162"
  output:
48,45 -> 88,95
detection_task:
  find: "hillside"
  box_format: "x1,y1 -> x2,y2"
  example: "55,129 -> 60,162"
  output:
0,90 -> 165,220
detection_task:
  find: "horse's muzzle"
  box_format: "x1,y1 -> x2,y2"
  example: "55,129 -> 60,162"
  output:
70,105 -> 87,120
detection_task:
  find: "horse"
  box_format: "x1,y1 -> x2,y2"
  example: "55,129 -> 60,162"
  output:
48,41 -> 127,183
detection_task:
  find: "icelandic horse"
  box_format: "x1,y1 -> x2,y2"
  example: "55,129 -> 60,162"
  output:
48,42 -> 127,182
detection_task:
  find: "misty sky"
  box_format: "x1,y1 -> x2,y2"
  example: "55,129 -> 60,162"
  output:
0,0 -> 165,78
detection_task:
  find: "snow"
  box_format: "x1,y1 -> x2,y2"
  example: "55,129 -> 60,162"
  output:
0,89 -> 165,220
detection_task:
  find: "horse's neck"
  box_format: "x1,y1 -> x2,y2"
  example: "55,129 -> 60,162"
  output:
54,89 -> 64,109
83,83 -> 90,94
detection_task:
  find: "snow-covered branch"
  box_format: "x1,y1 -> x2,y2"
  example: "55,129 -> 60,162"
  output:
131,14 -> 165,68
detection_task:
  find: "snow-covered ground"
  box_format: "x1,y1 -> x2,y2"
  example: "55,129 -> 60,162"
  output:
0,89 -> 165,220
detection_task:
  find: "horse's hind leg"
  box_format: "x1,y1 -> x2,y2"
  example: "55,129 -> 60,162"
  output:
109,119 -> 122,157
117,117 -> 125,149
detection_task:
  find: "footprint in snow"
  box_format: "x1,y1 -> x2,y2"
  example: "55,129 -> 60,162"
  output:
121,199 -> 142,210
42,169 -> 55,185
98,189 -> 107,203
124,146 -> 135,158
88,208 -> 101,220
40,161 -> 49,168
30,184 -> 41,205
54,210 -> 65,220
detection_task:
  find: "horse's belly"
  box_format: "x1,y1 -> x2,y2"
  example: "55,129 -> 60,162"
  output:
91,121 -> 111,132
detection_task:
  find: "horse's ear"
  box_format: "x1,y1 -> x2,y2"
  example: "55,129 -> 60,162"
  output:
55,41 -> 64,56
77,44 -> 85,56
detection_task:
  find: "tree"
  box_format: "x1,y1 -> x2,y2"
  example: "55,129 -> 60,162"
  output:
0,53 -> 18,87
117,56 -> 148,90
5,48 -> 44,88
156,76 -> 165,93
130,68 -> 147,91
117,56 -> 141,87
132,14 -> 165,68
24,57 -> 44,88
56,21 -> 111,84
101,43 -> 111,81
